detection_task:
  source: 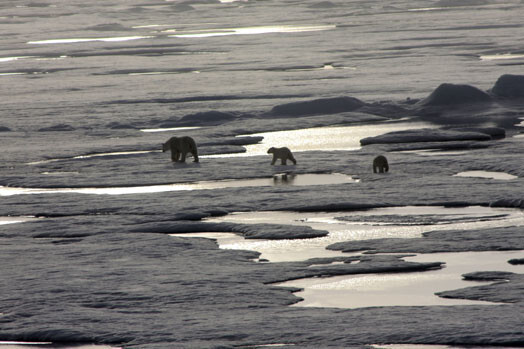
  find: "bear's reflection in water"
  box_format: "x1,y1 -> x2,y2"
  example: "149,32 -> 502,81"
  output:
273,173 -> 296,184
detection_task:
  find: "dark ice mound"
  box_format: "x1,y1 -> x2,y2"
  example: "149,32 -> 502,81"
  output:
107,122 -> 138,129
270,96 -> 365,116
491,74 -> 524,98
87,23 -> 129,31
360,128 -> 492,145
172,3 -> 195,11
38,124 -> 75,132
309,1 -> 337,8
0,126 -> 11,132
435,0 -> 489,7
446,127 -> 505,139
419,83 -> 492,106
177,111 -> 237,126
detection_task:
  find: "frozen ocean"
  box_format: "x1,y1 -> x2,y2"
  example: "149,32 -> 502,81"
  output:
1,0 -> 524,348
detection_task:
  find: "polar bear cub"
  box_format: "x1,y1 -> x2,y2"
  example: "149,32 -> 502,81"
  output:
267,147 -> 297,165
162,136 -> 199,163
373,155 -> 389,173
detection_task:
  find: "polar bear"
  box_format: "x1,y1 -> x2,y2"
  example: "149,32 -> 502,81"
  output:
162,136 -> 199,163
267,147 -> 297,165
373,155 -> 389,173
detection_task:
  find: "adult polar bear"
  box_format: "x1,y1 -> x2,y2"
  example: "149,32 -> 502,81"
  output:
163,136 -> 199,163
267,147 -> 297,165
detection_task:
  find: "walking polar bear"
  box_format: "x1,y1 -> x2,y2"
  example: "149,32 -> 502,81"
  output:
267,147 -> 297,165
163,136 -> 199,163
373,155 -> 389,173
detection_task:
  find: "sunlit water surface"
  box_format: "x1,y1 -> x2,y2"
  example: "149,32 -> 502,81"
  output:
276,250 -> 523,308
200,206 -> 524,262
179,206 -> 524,308
204,122 -> 431,158
0,173 -> 356,196
454,171 -> 518,180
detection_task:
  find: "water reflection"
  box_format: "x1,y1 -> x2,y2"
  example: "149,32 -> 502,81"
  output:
0,216 -> 36,225
203,206 -> 524,262
0,173 -> 356,196
0,343 -> 120,349
140,126 -> 202,133
27,36 -> 153,45
371,345 -> 521,349
276,251 -> 523,308
205,122 -> 430,159
454,171 -> 518,180
480,53 -> 524,61
170,25 -> 336,38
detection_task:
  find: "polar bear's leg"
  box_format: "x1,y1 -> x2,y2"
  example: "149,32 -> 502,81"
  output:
171,149 -> 180,162
289,153 -> 297,165
191,149 -> 199,162
271,155 -> 277,165
180,151 -> 187,163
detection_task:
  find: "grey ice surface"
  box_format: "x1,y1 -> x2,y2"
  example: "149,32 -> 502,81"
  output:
2,0 -> 524,348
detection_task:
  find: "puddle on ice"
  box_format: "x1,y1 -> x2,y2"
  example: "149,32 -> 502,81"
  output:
242,122 -> 429,156
29,122 -> 429,164
170,24 -> 336,38
0,343 -> 119,349
0,56 -> 37,63
276,250 -> 524,308
202,206 -> 524,262
371,345 -> 523,349
480,53 -> 524,61
182,207 -> 524,308
454,171 -> 518,180
140,126 -> 202,133
27,36 -> 153,45
205,122 -> 430,159
396,149 -> 469,156
0,173 -> 356,196
0,216 -> 37,225
27,151 -> 160,165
